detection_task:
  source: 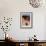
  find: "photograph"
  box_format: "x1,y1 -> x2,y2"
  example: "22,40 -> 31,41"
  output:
20,12 -> 33,28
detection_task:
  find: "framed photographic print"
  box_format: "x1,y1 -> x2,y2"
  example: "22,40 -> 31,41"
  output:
20,12 -> 33,28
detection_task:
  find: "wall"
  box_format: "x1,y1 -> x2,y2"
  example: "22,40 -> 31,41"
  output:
0,0 -> 46,40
